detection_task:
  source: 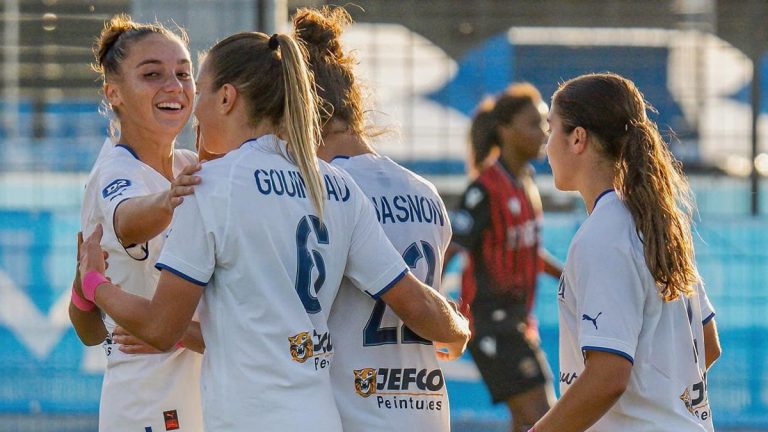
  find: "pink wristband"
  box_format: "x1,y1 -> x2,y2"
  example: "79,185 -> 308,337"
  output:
71,285 -> 95,312
82,271 -> 109,302
175,340 -> 185,349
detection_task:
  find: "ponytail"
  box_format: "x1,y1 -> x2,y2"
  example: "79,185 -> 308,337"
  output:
553,72 -> 698,301
617,121 -> 697,300
274,34 -> 325,218
206,32 -> 325,218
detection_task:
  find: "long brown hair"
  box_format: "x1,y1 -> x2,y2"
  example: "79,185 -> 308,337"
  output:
552,72 -> 697,301
292,6 -> 364,135
204,32 -> 324,217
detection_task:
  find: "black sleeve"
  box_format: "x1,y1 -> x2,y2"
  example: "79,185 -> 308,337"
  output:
449,182 -> 490,250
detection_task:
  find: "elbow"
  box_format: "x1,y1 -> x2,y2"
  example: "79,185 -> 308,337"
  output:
145,332 -> 178,352
144,326 -> 185,352
706,345 -> 722,368
606,377 -> 629,401
79,332 -> 108,346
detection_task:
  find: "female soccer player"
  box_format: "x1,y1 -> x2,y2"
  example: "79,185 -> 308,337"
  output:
294,6 -> 454,430
77,30 -> 470,432
447,84 -> 561,432
531,72 -> 721,432
67,15 -> 204,432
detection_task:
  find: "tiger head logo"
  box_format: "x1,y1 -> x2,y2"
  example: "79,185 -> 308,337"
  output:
353,368 -> 378,398
288,332 -> 313,363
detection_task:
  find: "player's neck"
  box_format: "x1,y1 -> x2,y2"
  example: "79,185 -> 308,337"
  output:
118,128 -> 175,180
318,129 -> 374,162
580,168 -> 616,215
499,152 -> 528,177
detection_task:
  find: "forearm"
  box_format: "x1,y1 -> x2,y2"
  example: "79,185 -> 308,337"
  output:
540,249 -> 563,279
68,303 -> 108,346
93,282 -> 184,351
400,288 -> 469,343
703,320 -> 721,369
534,355 -> 629,432
180,321 -> 205,354
114,192 -> 172,245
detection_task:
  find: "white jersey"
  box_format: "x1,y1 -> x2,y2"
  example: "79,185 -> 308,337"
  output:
558,191 -> 715,431
81,138 -> 204,432
327,154 -> 452,431
156,135 -> 409,432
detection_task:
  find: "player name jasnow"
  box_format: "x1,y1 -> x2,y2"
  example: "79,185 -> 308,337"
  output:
370,194 -> 446,226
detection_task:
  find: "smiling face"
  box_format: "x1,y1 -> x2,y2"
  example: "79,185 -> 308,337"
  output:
105,33 -> 194,142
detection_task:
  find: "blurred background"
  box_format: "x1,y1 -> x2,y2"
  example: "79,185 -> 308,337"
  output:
1,0 -> 767,430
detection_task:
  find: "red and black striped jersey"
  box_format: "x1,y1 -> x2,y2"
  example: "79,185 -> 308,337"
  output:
452,161 -> 543,328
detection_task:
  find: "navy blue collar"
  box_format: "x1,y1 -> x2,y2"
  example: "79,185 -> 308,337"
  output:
330,155 -> 350,163
115,144 -> 139,160
594,189 -> 615,209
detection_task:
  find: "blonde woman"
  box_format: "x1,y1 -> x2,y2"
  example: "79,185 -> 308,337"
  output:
77,30 -> 470,431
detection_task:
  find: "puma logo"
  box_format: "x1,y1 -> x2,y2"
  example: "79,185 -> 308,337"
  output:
582,312 -> 603,330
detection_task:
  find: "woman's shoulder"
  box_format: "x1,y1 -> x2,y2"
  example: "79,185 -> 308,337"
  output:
173,148 -> 199,166
573,196 -> 638,254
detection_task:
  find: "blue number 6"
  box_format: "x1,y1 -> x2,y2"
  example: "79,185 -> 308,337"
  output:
295,215 -> 329,314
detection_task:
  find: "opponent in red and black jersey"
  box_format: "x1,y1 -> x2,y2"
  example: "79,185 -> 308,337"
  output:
451,160 -> 543,332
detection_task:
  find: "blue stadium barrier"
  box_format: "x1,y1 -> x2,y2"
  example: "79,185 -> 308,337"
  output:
0,201 -> 762,429
42,101 -> 108,140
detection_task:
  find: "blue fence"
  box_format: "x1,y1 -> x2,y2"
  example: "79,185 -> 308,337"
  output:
0,190 -> 763,429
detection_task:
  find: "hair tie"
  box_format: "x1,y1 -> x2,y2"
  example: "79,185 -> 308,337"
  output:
268,33 -> 280,51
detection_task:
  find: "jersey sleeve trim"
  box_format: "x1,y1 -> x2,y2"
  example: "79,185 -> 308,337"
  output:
579,335 -> 635,364
155,262 -> 208,287
367,268 -> 409,299
582,345 -> 634,364
702,312 -> 715,325
110,196 -> 132,245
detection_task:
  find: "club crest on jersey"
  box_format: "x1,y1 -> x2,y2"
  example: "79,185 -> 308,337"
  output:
450,210 -> 474,235
288,330 -> 334,369
354,368 -> 378,398
464,186 -> 484,209
163,409 -> 180,431
507,197 -> 522,215
680,388 -> 693,414
102,179 -> 131,200
288,332 -> 313,363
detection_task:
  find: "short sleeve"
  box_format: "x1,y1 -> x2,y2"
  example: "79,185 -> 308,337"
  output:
344,182 -> 409,299
96,158 -> 152,239
450,182 -> 490,250
575,243 -> 644,364
696,283 -> 716,325
155,193 -> 214,286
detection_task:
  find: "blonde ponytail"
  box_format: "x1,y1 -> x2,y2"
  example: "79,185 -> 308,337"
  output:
275,34 -> 325,218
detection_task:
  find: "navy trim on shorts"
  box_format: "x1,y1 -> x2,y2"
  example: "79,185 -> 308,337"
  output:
369,269 -> 409,299
116,144 -> 139,160
582,345 -> 634,364
702,312 -> 716,325
155,262 -> 208,287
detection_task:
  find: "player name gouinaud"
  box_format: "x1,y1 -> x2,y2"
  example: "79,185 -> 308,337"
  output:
254,168 -> 351,202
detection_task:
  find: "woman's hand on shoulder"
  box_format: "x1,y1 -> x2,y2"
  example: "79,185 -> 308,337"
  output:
165,163 -> 202,210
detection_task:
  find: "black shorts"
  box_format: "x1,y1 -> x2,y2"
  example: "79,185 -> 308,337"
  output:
468,324 -> 552,404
